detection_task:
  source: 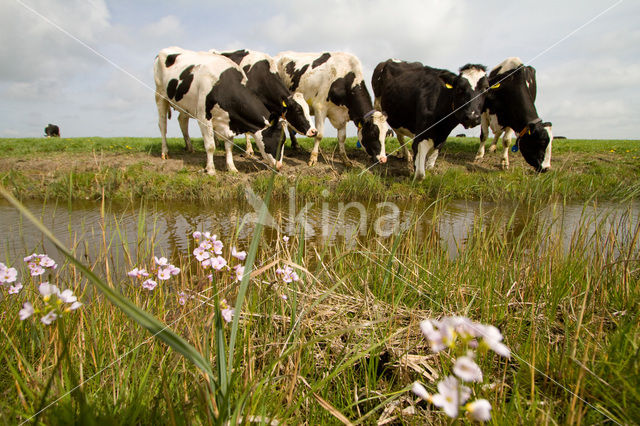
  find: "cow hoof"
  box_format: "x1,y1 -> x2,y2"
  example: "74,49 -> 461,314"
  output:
204,169 -> 216,176
228,167 -> 239,173
489,145 -> 497,153
474,155 -> 483,163
161,153 -> 169,160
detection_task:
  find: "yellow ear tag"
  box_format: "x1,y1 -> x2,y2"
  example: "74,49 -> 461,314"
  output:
527,129 -> 531,135
490,83 -> 501,89
445,83 -> 453,89
282,100 -> 287,107
357,123 -> 362,129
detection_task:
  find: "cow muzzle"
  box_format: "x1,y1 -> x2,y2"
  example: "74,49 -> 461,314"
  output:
306,128 -> 318,137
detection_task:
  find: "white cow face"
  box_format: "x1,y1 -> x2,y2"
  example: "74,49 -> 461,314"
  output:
284,92 -> 317,137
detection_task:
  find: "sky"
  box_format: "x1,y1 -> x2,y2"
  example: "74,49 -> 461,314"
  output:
0,0 -> 638,140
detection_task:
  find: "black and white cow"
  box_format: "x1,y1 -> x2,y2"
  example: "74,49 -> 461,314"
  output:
174,49 -> 316,157
372,60 -> 488,179
474,57 -> 552,172
44,124 -> 60,137
154,47 -> 285,174
274,51 -> 389,167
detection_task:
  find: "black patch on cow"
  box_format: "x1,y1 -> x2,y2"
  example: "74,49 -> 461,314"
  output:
165,53 -> 180,67
243,64 -> 251,74
312,53 -> 331,68
460,63 -> 486,72
167,79 -> 179,100
167,65 -> 195,102
328,72 -> 383,158
284,62 -> 309,91
220,49 -> 249,65
204,68 -> 269,133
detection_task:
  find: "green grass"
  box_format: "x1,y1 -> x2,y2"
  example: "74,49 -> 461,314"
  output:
0,192 -> 637,424
1,137 -> 640,203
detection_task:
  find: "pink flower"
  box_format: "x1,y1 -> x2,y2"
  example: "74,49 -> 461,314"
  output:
8,283 -> 23,294
210,256 -> 227,271
157,268 -> 171,280
142,279 -> 157,290
192,231 -> 202,240
128,268 -> 149,279
212,239 -> 223,255
29,264 -> 45,276
282,235 -> 289,243
231,247 -> 246,261
0,266 -> 18,283
169,265 -> 180,275
19,302 -> 34,320
220,299 -> 234,323
39,282 -> 60,300
154,256 -> 169,266
233,265 -> 244,282
193,247 -> 210,262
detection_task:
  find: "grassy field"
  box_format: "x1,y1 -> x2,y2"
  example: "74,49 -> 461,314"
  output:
0,137 -> 639,424
0,136 -> 639,203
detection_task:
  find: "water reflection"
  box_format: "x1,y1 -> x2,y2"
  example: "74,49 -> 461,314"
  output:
0,198 -> 637,269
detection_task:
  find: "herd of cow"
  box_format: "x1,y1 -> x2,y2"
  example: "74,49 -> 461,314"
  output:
153,48 -> 553,179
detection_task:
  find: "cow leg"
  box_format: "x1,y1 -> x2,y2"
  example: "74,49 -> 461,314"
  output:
489,130 -> 502,153
252,131 -> 277,169
501,128 -> 514,170
396,134 -> 414,171
244,134 -> 254,157
414,139 -> 433,181
177,112 -> 193,153
224,136 -> 238,173
289,126 -> 299,150
425,145 -> 440,171
474,113 -> 490,162
308,113 -> 325,166
198,121 -> 216,175
156,93 -> 170,160
337,126 -> 352,167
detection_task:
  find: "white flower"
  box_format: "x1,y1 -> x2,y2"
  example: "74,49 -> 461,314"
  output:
453,356 -> 483,382
23,254 -> 36,262
157,268 -> 171,280
231,247 -> 246,261
420,319 -> 447,352
169,265 -> 180,275
58,289 -> 78,304
282,235 -> 289,243
142,279 -> 158,290
41,311 -> 58,325
154,256 -> 168,266
0,266 -> 18,283
431,376 -> 471,418
19,302 -> 34,320
478,325 -> 511,358
466,399 -> 492,421
8,282 -> 23,294
192,231 -> 202,240
411,382 -> 432,401
39,282 -> 60,300
66,301 -> 82,311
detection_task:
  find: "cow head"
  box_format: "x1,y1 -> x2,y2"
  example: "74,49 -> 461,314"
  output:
517,121 -> 553,172
450,64 -> 488,129
357,110 -> 389,164
282,92 -> 317,137
259,118 -> 286,169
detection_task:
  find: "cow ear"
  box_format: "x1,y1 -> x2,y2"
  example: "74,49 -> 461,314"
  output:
543,121 -> 552,127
